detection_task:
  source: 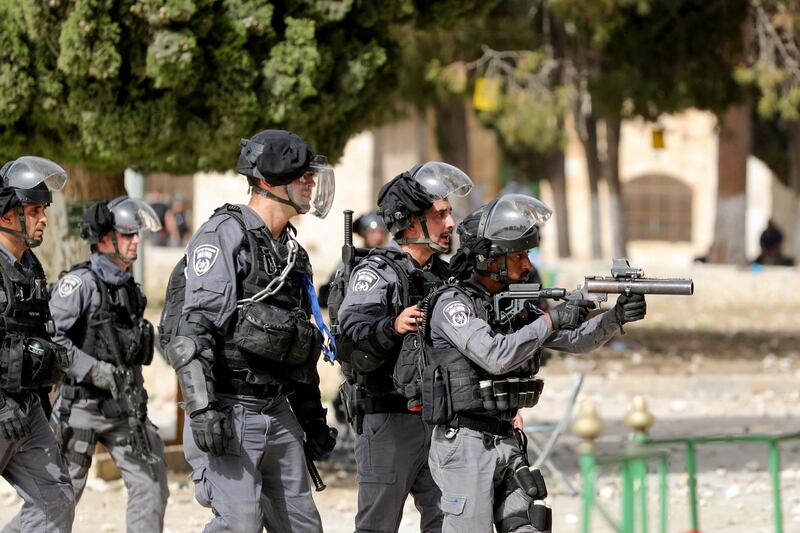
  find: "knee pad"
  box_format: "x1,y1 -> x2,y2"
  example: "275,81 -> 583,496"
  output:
497,501 -> 552,533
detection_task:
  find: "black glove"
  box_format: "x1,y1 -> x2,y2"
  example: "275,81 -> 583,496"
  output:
548,299 -> 595,330
614,293 -> 646,325
304,419 -> 338,460
190,409 -> 233,457
0,393 -> 32,442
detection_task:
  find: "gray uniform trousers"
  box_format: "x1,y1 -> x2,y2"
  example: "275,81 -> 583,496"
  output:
184,393 -> 322,533
429,426 -> 542,533
64,400 -> 169,532
355,412 -> 442,533
0,393 -> 75,533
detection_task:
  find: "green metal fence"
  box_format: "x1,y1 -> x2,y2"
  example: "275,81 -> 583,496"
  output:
573,397 -> 800,533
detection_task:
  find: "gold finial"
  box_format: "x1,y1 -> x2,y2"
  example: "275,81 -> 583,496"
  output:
572,400 -> 604,453
625,395 -> 654,434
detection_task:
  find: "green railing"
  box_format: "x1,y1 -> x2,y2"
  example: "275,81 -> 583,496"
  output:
572,397 -> 800,533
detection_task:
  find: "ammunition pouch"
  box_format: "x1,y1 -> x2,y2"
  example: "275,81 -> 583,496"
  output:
234,302 -> 321,366
64,427 -> 98,469
0,335 -> 67,392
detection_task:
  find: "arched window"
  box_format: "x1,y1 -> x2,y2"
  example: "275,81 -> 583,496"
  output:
623,175 -> 692,242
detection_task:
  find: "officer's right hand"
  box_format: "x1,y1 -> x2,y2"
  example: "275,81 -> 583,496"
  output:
0,394 -> 32,442
548,299 -> 595,330
89,361 -> 118,395
190,409 -> 233,457
394,304 -> 424,334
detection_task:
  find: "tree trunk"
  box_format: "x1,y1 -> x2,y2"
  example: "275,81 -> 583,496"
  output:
788,121 -> 800,261
40,165 -> 126,280
576,107 -> 603,259
545,149 -> 571,257
434,100 -> 470,172
604,117 -> 627,258
371,127 -> 384,199
710,104 -> 751,264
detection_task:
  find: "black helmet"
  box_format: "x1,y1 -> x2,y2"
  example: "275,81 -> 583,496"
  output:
353,211 -> 387,239
0,156 -> 68,248
377,161 -> 473,253
80,196 -> 162,244
451,194 -> 551,283
237,129 -> 336,218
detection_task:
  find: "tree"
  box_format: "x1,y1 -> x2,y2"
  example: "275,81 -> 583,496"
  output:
0,0 -> 485,276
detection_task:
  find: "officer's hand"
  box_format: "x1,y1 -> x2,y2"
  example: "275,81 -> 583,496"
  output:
614,293 -> 646,325
0,394 -> 32,442
189,409 -> 233,457
88,361 -> 118,395
394,305 -> 423,334
304,420 -> 338,460
548,299 -> 595,330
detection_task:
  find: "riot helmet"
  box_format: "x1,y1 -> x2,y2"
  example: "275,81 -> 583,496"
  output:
353,211 -> 387,247
377,161 -> 473,253
452,194 -> 551,283
80,196 -> 162,264
0,156 -> 68,248
237,129 -> 335,218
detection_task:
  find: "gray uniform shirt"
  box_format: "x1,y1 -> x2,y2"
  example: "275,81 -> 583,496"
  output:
338,240 -> 439,349
50,253 -> 137,381
430,281 -> 621,375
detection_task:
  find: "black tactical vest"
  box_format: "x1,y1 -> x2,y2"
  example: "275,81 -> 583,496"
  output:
63,261 -> 153,368
211,205 -> 316,387
0,251 -> 61,391
344,248 -> 450,401
422,282 -> 542,423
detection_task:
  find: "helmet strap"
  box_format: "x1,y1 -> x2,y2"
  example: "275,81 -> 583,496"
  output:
251,184 -> 305,215
395,214 -> 448,254
101,232 -> 134,266
0,208 -> 41,248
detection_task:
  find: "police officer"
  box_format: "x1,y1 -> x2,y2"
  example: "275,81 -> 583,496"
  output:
0,156 -> 75,532
337,162 -> 473,533
423,194 -> 647,533
163,129 -> 337,532
48,197 -> 168,531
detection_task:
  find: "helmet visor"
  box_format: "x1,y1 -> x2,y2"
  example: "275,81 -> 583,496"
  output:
108,198 -> 163,234
413,162 -> 473,200
3,156 -> 68,193
480,194 -> 552,250
288,155 -> 335,219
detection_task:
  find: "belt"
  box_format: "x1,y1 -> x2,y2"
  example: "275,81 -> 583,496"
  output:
216,379 -> 284,399
362,394 -> 413,414
453,413 -> 513,437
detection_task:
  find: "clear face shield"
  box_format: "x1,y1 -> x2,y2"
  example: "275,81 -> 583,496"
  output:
413,161 -> 474,200
107,197 -> 163,235
286,155 -> 335,219
3,156 -> 69,206
480,194 -> 552,255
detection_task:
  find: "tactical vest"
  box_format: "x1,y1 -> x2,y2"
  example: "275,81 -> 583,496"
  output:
211,205 -> 319,388
421,282 -> 543,425
63,262 -> 153,368
343,249 -> 449,404
0,252 -> 63,391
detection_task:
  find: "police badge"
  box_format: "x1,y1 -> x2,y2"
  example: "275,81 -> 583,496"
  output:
352,268 -> 379,292
193,244 -> 219,276
58,275 -> 82,297
443,301 -> 470,328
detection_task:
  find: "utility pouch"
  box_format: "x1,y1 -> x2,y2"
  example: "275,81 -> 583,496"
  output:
287,316 -> 322,366
137,319 -> 155,366
235,302 -> 302,364
393,333 -> 424,410
422,365 -> 450,425
526,379 -> 544,408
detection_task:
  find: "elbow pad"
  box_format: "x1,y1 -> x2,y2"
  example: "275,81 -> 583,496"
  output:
165,336 -> 215,415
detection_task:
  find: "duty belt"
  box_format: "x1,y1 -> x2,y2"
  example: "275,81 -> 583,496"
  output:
452,413 -> 513,437
216,379 -> 284,399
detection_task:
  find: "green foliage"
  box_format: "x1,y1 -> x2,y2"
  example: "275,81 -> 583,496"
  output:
0,0 -> 486,174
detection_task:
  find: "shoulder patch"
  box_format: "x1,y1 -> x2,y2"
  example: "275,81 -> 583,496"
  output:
351,267 -> 381,292
58,274 -> 83,298
443,300 -> 471,328
193,244 -> 220,276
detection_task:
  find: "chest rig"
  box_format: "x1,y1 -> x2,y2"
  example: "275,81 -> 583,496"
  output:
210,205 -> 318,387
0,252 -> 65,391
345,249 -> 449,396
421,282 -> 543,426
66,262 -> 153,368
